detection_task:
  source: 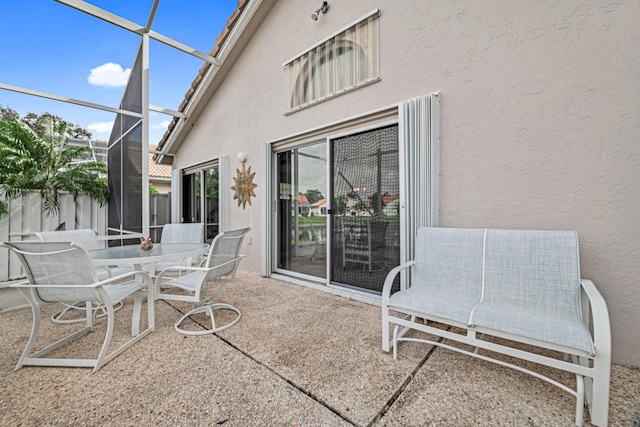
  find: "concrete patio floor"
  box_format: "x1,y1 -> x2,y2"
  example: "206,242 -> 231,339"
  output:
1,271 -> 639,426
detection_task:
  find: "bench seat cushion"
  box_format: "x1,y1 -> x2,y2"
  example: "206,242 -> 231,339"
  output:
388,287 -> 478,325
471,301 -> 594,354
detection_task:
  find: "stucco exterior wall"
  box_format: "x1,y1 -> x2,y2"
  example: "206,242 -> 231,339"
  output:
172,1 -> 640,366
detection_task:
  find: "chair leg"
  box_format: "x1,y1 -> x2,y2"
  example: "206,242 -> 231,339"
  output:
382,309 -> 391,352
15,296 -> 92,370
15,301 -> 42,371
93,304 -> 116,372
13,287 -> 152,373
574,374 -> 585,427
91,288 -> 154,373
392,324 -> 399,361
586,360 -> 611,426
132,294 -> 143,336
130,287 -> 154,336
174,303 -> 241,336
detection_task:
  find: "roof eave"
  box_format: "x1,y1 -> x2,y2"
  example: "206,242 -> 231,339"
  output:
156,0 -> 266,164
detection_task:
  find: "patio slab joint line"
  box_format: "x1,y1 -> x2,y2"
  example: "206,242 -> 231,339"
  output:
162,300 -> 359,426
366,335 -> 444,427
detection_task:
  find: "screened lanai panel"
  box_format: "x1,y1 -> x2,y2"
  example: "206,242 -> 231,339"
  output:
120,42 -> 143,117
107,138 -> 121,232
107,43 -> 143,238
122,124 -> 143,232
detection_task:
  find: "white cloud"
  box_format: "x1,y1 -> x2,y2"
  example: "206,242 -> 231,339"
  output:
151,120 -> 171,130
88,63 -> 131,88
87,121 -> 114,134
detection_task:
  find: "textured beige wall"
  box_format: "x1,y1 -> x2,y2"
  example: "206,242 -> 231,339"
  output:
174,0 -> 640,366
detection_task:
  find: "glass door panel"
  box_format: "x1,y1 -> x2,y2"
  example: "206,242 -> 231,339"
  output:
204,167 -> 219,244
182,172 -> 199,223
181,166 -> 218,244
330,125 -> 400,293
276,142 -> 327,279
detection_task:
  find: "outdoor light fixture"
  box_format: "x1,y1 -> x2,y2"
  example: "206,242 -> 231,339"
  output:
311,1 -> 329,21
237,152 -> 247,163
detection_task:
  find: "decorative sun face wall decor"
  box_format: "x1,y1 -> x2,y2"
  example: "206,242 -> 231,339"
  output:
231,163 -> 258,209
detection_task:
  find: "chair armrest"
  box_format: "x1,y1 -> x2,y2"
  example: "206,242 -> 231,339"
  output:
11,270 -> 152,290
156,266 -> 210,280
580,279 -> 611,357
155,257 -> 243,282
381,260 -> 415,307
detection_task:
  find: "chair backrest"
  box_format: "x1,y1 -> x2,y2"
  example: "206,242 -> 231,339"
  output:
204,228 -> 251,276
482,229 -> 582,315
1,241 -> 99,303
36,229 -> 102,250
160,223 -> 204,244
413,227 -> 485,301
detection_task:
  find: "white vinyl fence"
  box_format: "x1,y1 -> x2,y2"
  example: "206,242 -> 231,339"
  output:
0,192 -> 107,282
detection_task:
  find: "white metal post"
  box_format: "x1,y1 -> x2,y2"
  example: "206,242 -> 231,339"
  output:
141,34 -> 150,237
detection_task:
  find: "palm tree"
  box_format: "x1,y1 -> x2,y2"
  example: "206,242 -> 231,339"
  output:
0,115 -> 108,219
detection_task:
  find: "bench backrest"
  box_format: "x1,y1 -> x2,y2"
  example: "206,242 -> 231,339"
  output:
412,227 -> 590,351
413,227 -> 485,301
36,229 -> 101,251
482,228 -> 582,316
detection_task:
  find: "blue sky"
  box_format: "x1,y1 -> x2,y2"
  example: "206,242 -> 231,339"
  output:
0,0 -> 238,144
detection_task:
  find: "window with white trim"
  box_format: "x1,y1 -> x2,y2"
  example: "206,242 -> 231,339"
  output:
176,156 -> 229,245
284,10 -> 380,113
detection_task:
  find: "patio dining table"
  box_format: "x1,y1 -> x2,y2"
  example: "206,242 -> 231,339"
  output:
89,243 -> 210,298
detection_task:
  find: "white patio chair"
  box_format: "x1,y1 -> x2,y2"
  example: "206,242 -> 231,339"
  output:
155,227 -> 250,335
36,229 -> 134,324
1,241 -> 154,373
37,229 -> 136,278
342,221 -> 388,272
303,218 -> 326,262
148,223 -> 206,275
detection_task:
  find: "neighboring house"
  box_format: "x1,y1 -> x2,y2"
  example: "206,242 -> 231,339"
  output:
154,1 -> 640,367
67,138 -> 107,164
66,140 -> 170,193
292,194 -> 310,215
345,194 -> 370,217
148,145 -> 172,194
310,198 -> 327,216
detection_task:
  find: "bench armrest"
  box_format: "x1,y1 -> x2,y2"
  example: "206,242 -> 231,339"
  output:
580,279 -> 611,357
381,260 -> 415,306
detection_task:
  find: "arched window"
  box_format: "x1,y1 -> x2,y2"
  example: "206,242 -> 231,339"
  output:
296,40 -> 370,105
284,10 -> 380,112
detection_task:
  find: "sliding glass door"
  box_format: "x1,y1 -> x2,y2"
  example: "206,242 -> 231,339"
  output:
269,93 -> 438,295
274,125 -> 400,294
276,142 -> 328,279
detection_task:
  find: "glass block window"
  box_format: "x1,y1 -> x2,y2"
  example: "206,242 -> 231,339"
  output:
284,10 -> 380,113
